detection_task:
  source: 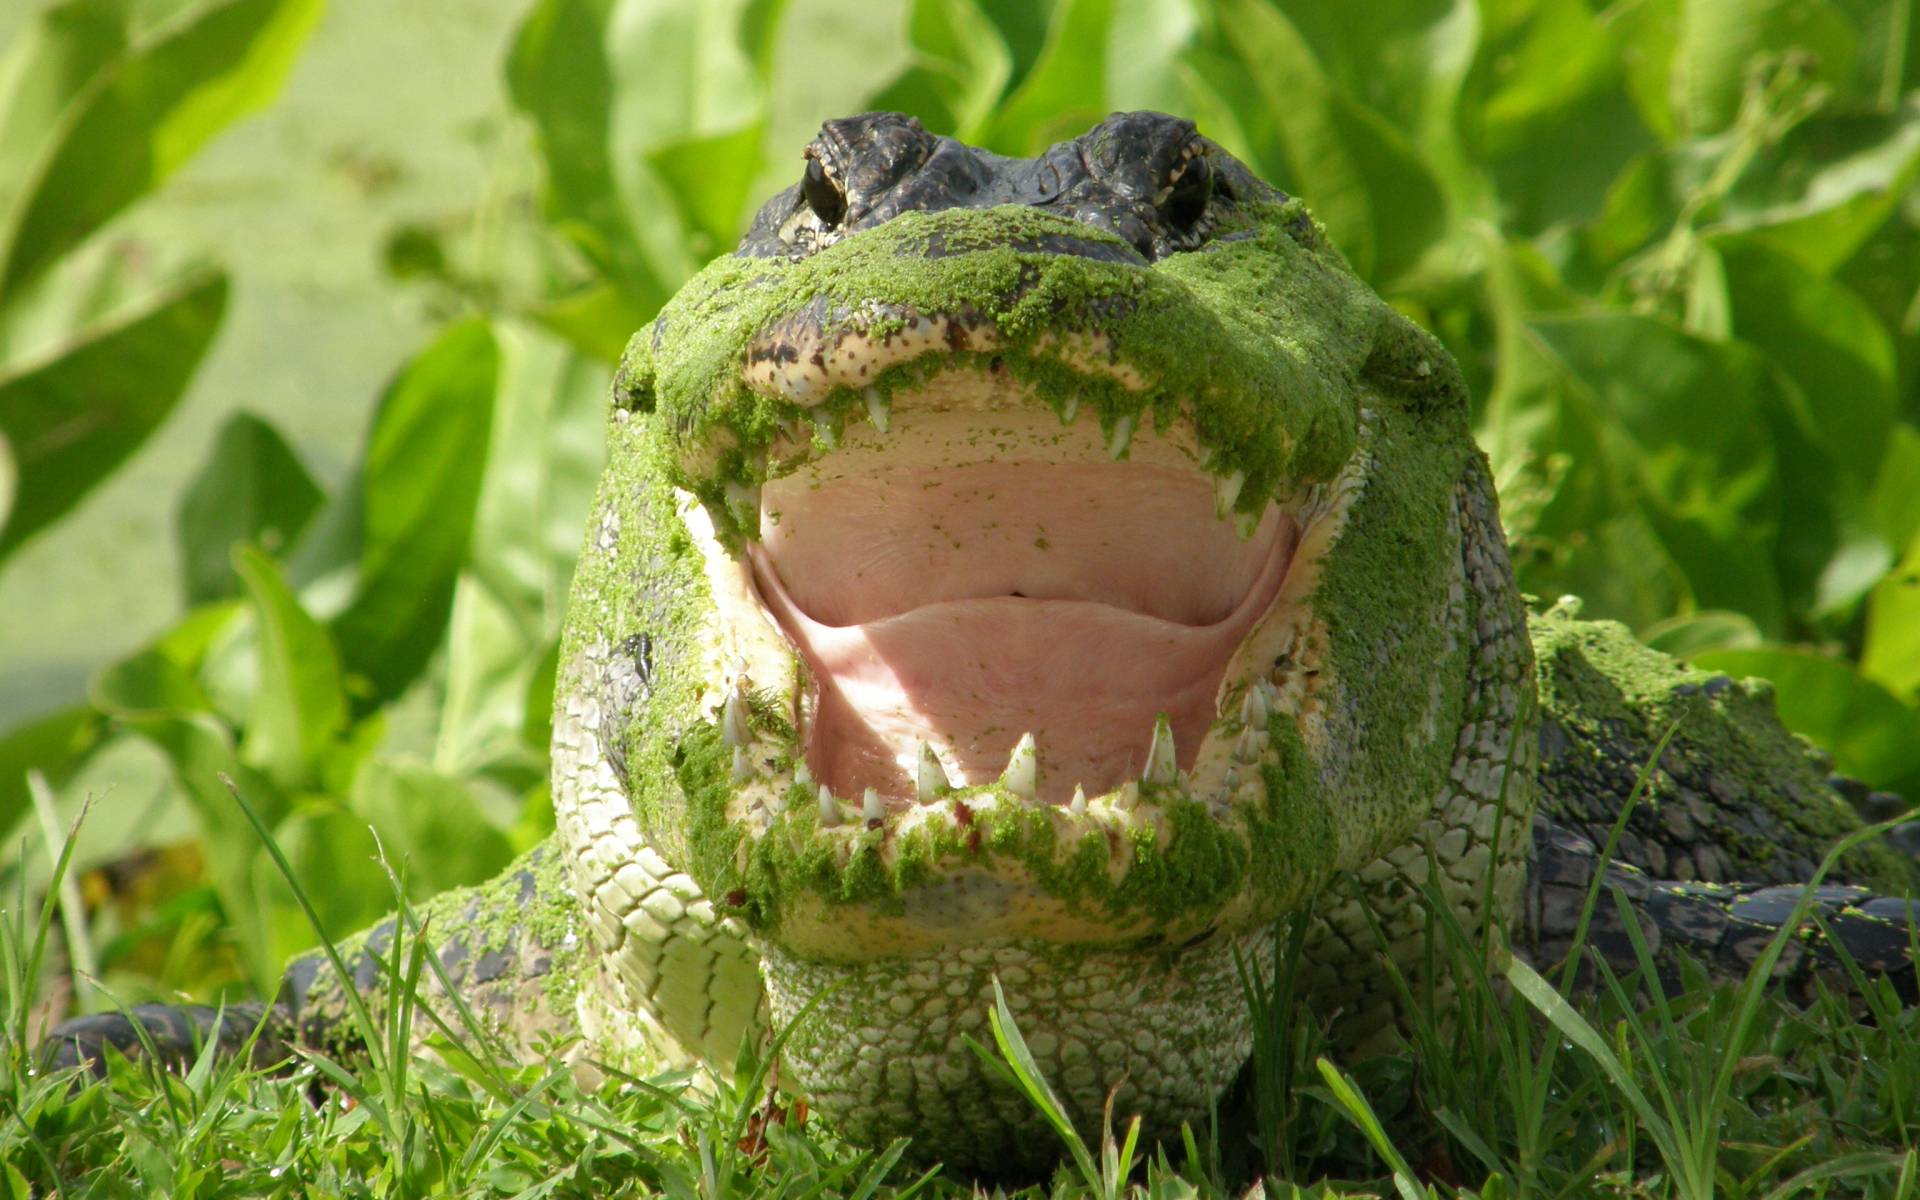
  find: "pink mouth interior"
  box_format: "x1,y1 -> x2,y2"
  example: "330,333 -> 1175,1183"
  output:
746,412 -> 1296,807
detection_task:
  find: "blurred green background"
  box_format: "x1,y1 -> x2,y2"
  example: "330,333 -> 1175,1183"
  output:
1,0 -> 1916,1010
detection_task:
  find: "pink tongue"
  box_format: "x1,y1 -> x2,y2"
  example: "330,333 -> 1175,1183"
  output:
750,538 -> 1291,805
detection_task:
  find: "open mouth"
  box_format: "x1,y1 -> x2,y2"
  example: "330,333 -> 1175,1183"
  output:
687,351 -> 1362,829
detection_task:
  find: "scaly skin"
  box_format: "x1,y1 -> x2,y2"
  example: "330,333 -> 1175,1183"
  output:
48,112 -> 1919,1172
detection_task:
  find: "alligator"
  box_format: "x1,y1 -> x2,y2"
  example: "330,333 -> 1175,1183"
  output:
49,111 -> 1920,1171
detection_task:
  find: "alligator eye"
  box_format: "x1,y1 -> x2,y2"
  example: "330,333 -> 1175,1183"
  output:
1161,153 -> 1212,228
802,156 -> 847,227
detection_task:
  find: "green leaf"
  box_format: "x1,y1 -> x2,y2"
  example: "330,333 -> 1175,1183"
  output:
1671,0 -> 1857,136
328,319 -> 499,705
1862,531 -> 1920,701
234,543 -> 344,790
867,0 -> 1013,141
1719,98 -> 1920,272
985,0 -> 1118,152
254,800 -> 390,965
0,0 -> 133,234
177,411 -> 324,604
347,760 -> 514,895
1640,609 -> 1765,656
1692,646 -> 1920,795
1528,312 -> 1785,632
1715,235 -> 1895,485
1217,0 -> 1447,282
0,0 -> 326,295
0,705 -> 102,855
0,268 -> 226,563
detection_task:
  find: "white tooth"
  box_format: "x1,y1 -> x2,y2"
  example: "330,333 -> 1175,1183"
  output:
722,687 -> 752,746
1214,470 -> 1245,517
1223,768 -> 1240,790
916,742 -> 951,801
1002,733 -> 1037,801
813,415 -> 841,450
863,386 -> 890,433
1143,716 -> 1177,786
731,746 -> 754,782
794,762 -> 813,788
818,784 -> 839,826
1106,414 -> 1134,460
862,787 -> 883,822
1115,780 -> 1141,809
1239,684 -> 1269,729
1059,394 -> 1080,425
1233,727 -> 1261,764
724,481 -> 763,537
1235,510 -> 1262,540
1068,785 -> 1088,816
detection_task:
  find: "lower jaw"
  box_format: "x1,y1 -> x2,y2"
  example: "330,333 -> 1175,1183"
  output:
758,926 -> 1274,1171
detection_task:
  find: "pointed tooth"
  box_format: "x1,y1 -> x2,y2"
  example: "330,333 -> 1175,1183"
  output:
1106,414 -> 1134,460
863,386 -> 891,433
1143,715 -> 1177,786
1234,510 -> 1262,540
813,414 -> 841,450
794,762 -> 813,788
1214,470 -> 1245,517
916,742 -> 952,801
724,481 -> 762,537
1002,733 -> 1037,801
731,746 -> 754,782
1059,394 -> 1080,425
1115,780 -> 1141,809
1233,727 -> 1261,764
1068,785 -> 1087,816
1223,768 -> 1240,790
722,687 -> 752,747
1239,684 -> 1269,729
862,787 -> 883,823
817,784 -> 839,826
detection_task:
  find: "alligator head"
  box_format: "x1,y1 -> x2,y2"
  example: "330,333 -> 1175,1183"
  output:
557,111 -> 1530,1166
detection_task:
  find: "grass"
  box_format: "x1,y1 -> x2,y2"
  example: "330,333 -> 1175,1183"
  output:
3,796 -> 1919,1198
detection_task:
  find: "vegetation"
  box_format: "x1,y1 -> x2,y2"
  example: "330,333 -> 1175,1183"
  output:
0,0 -> 1916,1193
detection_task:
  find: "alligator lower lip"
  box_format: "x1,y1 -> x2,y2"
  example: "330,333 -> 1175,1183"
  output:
743,398 -> 1299,807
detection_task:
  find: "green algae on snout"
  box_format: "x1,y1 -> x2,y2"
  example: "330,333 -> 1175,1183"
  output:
615,202 -> 1426,545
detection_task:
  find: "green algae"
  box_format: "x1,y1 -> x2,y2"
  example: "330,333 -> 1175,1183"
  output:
614,202 -> 1389,546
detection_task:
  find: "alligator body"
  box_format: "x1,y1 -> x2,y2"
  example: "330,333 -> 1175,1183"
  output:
51,112 -> 1919,1170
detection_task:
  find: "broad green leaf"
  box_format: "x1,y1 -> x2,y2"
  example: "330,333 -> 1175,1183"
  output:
440,327 -> 602,772
0,0 -> 133,234
1671,0 -> 1857,137
1217,0 -> 1448,282
0,705 -> 103,854
347,760 -> 514,894
1528,313 -> 1785,632
234,543 -> 343,790
255,800 -> 390,965
532,282 -> 656,364
0,268 -> 225,563
177,411 -> 324,604
1640,609 -> 1764,657
506,0 -> 671,306
985,0 -> 1117,153
1862,531 -> 1920,701
1693,646 -> 1920,796
0,0 -> 326,295
1715,235 -> 1895,485
648,122 -> 767,257
1718,98 -> 1920,273
328,319 -> 499,706
867,0 -> 1013,141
